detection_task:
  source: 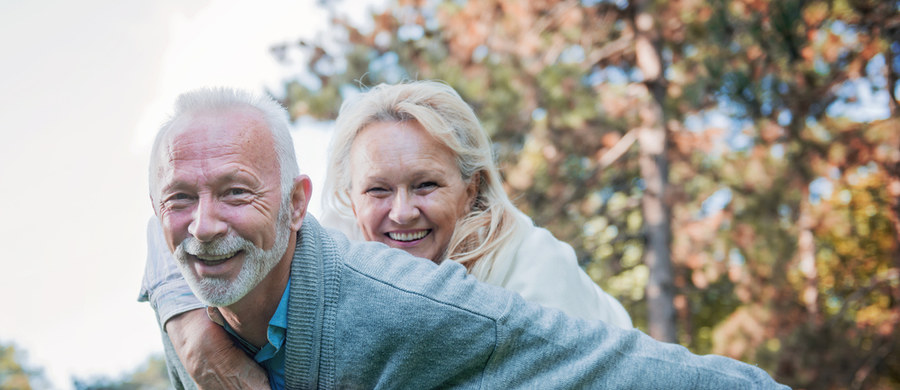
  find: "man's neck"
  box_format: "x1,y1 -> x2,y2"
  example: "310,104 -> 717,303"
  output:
218,232 -> 296,349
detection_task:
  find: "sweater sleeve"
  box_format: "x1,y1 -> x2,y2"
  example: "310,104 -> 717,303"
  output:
494,225 -> 632,328
138,217 -> 205,326
484,296 -> 787,389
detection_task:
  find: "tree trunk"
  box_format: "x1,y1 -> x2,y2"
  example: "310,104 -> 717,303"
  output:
632,2 -> 677,343
796,195 -> 820,322
638,113 -> 676,343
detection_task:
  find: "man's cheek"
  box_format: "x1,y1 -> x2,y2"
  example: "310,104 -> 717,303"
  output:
164,231 -> 180,254
160,214 -> 187,253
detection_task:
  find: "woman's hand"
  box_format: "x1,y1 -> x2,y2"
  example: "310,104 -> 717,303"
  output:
166,309 -> 271,389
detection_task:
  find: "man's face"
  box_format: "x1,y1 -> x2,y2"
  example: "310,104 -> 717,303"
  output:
154,107 -> 290,306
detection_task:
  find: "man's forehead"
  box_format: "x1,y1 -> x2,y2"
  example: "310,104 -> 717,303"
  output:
164,108 -> 270,148
171,106 -> 264,135
155,107 -> 278,174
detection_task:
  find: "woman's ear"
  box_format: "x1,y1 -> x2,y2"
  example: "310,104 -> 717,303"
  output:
466,171 -> 482,210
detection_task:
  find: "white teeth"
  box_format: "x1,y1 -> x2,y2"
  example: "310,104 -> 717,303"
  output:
388,230 -> 428,242
195,253 -> 235,261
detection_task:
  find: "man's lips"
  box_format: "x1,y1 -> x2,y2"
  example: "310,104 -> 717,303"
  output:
193,251 -> 241,266
387,230 -> 430,242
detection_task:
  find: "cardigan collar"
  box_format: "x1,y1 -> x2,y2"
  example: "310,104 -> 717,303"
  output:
284,215 -> 341,389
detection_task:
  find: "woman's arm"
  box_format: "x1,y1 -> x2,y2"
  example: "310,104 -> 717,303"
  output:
141,217 -> 270,388
166,309 -> 270,389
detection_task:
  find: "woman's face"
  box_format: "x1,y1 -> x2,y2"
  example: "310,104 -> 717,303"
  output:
348,120 -> 477,262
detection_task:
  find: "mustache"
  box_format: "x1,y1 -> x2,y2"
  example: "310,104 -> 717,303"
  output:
175,234 -> 256,259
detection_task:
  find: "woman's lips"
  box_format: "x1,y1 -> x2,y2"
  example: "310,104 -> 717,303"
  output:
387,230 -> 430,242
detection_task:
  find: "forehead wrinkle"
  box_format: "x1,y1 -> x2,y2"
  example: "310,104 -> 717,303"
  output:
177,110 -> 276,161
163,157 -> 266,187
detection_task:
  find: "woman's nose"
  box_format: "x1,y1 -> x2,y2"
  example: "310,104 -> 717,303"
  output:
388,191 -> 420,224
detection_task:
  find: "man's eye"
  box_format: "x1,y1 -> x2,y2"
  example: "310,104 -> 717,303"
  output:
229,188 -> 247,196
164,193 -> 193,209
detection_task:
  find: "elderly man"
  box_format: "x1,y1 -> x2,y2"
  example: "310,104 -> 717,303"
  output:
144,87 -> 786,389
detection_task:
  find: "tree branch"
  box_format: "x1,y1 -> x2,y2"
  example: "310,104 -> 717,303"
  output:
598,129 -> 638,168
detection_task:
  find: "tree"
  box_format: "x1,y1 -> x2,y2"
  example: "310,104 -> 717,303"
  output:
276,0 -> 682,341
0,342 -> 46,390
271,0 -> 900,386
677,1 -> 900,387
72,355 -> 170,390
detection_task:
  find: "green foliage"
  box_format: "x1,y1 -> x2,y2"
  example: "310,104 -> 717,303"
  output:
273,0 -> 900,387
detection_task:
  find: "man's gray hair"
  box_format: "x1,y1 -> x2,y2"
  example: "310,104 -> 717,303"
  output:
148,87 -> 299,211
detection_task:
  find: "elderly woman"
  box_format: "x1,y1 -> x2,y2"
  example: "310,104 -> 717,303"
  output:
321,80 -> 631,325
141,80 -> 630,387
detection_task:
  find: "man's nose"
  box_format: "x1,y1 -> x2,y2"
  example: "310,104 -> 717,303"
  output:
189,198 -> 227,242
389,191 -> 420,225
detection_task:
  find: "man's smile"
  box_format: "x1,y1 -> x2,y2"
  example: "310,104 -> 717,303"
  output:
195,251 -> 240,264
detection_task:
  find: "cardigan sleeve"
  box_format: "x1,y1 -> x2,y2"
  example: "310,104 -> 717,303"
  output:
490,225 -> 633,328
483,294 -> 786,389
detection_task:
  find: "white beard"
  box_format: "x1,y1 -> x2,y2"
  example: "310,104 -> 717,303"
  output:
174,203 -> 292,307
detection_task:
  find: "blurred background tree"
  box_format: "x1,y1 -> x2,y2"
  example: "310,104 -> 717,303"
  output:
0,341 -> 171,390
0,342 -> 47,390
270,0 -> 899,388
71,355 -> 169,390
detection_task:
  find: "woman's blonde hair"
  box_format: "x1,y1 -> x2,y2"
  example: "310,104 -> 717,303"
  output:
321,80 -> 529,272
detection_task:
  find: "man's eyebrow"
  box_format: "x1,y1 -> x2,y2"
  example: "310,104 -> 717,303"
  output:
158,169 -> 262,195
159,180 -> 192,195
214,170 -> 259,185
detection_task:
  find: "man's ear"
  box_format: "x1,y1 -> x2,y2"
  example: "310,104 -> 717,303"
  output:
290,175 -> 313,231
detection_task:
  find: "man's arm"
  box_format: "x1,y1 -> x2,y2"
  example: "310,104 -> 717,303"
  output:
483,291 -> 786,388
141,217 -> 269,388
165,309 -> 270,389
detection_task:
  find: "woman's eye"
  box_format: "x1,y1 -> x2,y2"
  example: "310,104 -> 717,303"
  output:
366,187 -> 390,196
416,182 -> 438,191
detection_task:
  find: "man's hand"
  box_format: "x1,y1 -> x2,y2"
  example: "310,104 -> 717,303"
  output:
166,309 -> 270,389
